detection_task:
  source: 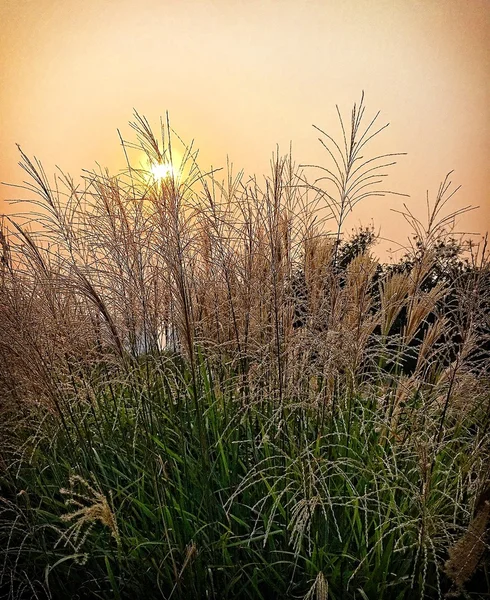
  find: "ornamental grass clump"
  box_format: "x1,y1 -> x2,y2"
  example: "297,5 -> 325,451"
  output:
0,98 -> 489,599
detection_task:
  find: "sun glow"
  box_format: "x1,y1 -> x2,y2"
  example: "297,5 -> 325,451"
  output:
150,162 -> 175,180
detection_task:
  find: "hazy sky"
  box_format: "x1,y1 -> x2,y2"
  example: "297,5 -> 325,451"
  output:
1,0 -> 489,254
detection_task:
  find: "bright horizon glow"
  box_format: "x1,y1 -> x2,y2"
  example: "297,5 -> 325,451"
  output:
150,162 -> 175,181
0,0 -> 488,250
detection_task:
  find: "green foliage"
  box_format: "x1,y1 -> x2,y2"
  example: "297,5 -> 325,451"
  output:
1,354 -> 488,599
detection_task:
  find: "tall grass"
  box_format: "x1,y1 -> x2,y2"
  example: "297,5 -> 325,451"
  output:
0,98 -> 489,599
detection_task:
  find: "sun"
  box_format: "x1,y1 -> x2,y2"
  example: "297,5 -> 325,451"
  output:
150,162 -> 174,181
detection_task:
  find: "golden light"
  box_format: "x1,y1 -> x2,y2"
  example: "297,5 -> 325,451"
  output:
150,162 -> 175,181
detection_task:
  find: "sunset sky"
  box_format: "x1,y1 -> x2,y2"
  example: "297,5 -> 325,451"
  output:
1,0 -> 488,255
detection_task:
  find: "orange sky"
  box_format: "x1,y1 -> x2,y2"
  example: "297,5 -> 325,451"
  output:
1,0 -> 489,255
